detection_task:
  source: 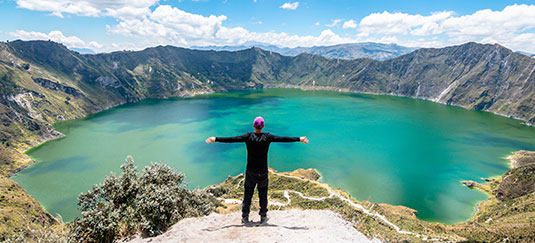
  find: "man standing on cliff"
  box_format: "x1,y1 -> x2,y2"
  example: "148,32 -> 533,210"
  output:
205,116 -> 309,224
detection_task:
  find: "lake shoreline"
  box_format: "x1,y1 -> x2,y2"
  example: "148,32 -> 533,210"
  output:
263,85 -> 535,127
3,86 -> 534,239
192,162 -> 534,242
11,84 -> 533,179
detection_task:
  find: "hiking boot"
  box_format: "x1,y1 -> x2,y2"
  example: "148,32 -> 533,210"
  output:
260,216 -> 268,224
241,216 -> 250,224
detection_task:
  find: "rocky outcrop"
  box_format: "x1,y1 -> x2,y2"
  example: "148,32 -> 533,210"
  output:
95,76 -> 120,88
33,78 -> 82,97
462,180 -> 478,188
126,210 -> 379,243
496,163 -> 535,201
508,150 -> 535,168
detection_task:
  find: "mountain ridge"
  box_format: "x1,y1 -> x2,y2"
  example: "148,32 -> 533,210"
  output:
191,42 -> 417,60
1,40 -> 535,164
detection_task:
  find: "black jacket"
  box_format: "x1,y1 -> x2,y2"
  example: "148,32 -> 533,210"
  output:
216,132 -> 300,174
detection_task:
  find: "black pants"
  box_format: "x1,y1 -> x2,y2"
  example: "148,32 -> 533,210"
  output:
242,171 -> 268,217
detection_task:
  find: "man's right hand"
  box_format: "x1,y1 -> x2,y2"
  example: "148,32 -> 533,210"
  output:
205,137 -> 216,144
300,136 -> 309,144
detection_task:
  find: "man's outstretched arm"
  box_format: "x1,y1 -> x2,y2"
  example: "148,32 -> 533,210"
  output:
206,133 -> 249,144
270,134 -> 309,143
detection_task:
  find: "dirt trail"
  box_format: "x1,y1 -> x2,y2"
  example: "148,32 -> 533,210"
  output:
269,170 -> 433,239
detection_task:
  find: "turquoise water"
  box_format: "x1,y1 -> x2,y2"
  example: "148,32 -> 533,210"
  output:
12,88 -> 535,224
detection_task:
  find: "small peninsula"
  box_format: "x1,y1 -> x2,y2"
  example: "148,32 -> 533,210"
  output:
124,151 -> 535,242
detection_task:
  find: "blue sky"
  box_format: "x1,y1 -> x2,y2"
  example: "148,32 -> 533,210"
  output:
1,0 -> 534,53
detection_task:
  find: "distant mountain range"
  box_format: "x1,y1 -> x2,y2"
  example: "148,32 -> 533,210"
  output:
192,42 -> 417,60
1,40 -> 535,165
69,47 -> 96,54
517,51 -> 535,58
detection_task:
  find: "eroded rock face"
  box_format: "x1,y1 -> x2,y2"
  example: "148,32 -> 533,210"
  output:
496,164 -> 535,201
96,76 -> 120,88
32,78 -> 82,97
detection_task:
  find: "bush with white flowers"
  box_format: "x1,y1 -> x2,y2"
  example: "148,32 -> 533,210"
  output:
70,156 -> 216,243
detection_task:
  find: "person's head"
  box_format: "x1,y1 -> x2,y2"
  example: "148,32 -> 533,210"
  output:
253,116 -> 264,131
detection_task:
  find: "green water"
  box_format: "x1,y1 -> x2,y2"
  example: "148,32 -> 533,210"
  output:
12,89 -> 535,224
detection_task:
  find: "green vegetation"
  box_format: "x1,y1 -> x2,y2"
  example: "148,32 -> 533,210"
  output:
449,150 -> 535,242
70,156 -> 216,242
2,157 -> 216,242
0,177 -> 59,241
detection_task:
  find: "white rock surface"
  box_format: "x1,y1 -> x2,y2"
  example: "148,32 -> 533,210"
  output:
125,209 -> 379,243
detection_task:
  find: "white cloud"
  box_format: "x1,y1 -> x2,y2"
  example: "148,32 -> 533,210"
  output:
150,5 -> 226,38
9,30 -> 102,50
280,2 -> 299,10
107,5 -> 227,43
358,11 -> 453,36
356,4 -> 535,52
441,5 -> 535,39
104,5 -> 356,50
342,19 -> 357,29
9,3 -> 354,52
13,1 -> 535,53
244,29 -> 354,48
325,19 -> 342,27
15,0 -> 157,19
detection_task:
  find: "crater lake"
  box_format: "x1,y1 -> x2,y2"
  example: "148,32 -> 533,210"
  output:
12,88 -> 535,224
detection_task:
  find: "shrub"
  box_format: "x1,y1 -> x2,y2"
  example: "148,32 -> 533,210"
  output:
70,156 -> 215,242
3,228 -> 68,243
